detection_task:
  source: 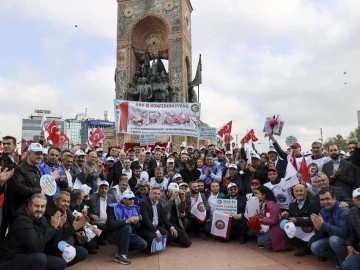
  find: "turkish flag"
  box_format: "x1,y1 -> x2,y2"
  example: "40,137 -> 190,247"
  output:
300,156 -> 311,184
46,120 -> 60,145
54,132 -> 69,148
241,129 -> 258,144
217,121 -> 232,138
88,128 -> 105,146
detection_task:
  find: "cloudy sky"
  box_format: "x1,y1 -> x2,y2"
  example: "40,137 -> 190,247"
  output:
1,0 -> 359,152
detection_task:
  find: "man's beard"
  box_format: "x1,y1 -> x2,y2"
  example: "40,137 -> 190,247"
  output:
331,153 -> 339,160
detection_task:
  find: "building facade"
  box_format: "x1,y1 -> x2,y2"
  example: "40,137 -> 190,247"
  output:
21,109 -> 64,141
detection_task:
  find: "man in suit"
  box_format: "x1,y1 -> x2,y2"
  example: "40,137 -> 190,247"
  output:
322,144 -> 355,196
268,147 -> 287,178
149,151 -> 165,177
90,181 -> 116,228
138,187 -> 176,252
130,152 -> 151,177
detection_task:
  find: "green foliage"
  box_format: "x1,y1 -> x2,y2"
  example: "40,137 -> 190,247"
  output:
324,126 -> 360,151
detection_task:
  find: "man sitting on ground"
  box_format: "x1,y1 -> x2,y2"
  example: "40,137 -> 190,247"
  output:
106,190 -> 147,265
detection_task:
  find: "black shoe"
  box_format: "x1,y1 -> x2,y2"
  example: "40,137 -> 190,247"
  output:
239,236 -> 247,244
294,248 -> 311,257
114,253 -> 131,265
318,256 -> 327,262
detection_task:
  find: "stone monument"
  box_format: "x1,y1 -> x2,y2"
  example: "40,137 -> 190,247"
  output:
115,0 -> 194,103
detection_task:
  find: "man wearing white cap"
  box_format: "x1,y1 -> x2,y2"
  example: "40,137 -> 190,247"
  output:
225,182 -> 248,244
160,183 -> 191,247
70,150 -> 87,185
106,190 -> 147,265
163,158 -> 178,182
90,181 -> 116,229
13,143 -> 44,210
342,188 -> 360,270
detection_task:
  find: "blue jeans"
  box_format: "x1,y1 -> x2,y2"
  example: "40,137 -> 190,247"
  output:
108,225 -> 147,254
342,253 -> 360,270
310,236 -> 346,264
257,230 -> 271,247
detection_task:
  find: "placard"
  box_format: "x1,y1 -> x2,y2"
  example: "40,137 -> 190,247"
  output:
198,127 -> 217,141
139,133 -> 155,146
40,174 -> 57,196
215,199 -> 237,216
263,117 -> 285,136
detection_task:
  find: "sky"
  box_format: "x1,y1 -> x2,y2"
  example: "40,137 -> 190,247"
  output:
1,0 -> 360,152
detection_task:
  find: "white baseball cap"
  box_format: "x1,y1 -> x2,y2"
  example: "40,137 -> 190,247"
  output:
96,147 -> 103,152
284,222 -> 296,239
106,157 -> 115,162
167,158 -> 175,163
173,173 -> 182,179
227,182 -> 237,189
74,149 -> 86,157
28,143 -> 43,153
352,188 -> 360,198
250,151 -> 261,159
228,164 -> 238,169
168,182 -> 179,192
123,190 -> 135,199
98,180 -> 109,187
58,241 -> 76,263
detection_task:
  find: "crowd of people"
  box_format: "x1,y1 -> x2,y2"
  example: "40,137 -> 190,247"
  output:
1,134 -> 360,270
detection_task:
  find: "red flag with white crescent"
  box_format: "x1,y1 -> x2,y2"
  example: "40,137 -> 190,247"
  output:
46,120 -> 60,145
217,121 -> 232,138
88,128 -> 105,146
54,132 -> 69,148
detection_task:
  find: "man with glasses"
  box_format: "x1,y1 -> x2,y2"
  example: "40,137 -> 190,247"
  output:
313,172 -> 352,208
13,143 -> 44,210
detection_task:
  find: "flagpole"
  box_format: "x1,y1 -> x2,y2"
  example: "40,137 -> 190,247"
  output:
197,85 -> 200,102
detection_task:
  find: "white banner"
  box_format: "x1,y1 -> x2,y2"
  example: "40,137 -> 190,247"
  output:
114,100 -> 201,136
139,133 -> 155,146
190,194 -> 207,223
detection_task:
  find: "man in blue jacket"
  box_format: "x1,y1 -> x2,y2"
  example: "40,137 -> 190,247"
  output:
106,190 -> 147,265
309,189 -> 350,267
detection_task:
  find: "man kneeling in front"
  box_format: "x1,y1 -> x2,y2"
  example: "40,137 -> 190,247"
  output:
106,190 -> 147,265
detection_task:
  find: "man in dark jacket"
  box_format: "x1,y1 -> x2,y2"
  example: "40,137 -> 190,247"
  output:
13,143 -> 44,210
322,144 -> 355,197
106,190 -> 147,265
138,187 -> 175,251
309,189 -> 350,267
226,183 -> 248,244
281,184 -> 321,256
342,188 -> 360,270
0,193 -> 67,270
313,172 -> 352,207
44,191 -> 88,267
179,159 -> 200,183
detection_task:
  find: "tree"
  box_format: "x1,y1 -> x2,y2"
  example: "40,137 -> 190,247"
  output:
323,134 -> 347,151
348,126 -> 360,143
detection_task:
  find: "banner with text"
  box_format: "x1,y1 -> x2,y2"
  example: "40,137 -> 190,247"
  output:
114,100 -> 201,136
198,127 -> 217,141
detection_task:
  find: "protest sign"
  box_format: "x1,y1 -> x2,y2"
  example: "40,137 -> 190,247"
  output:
40,174 -> 57,196
114,100 -> 201,136
198,127 -> 217,141
139,133 -> 155,146
286,135 -> 298,147
211,211 -> 232,240
215,199 -> 237,216
263,117 -> 285,136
